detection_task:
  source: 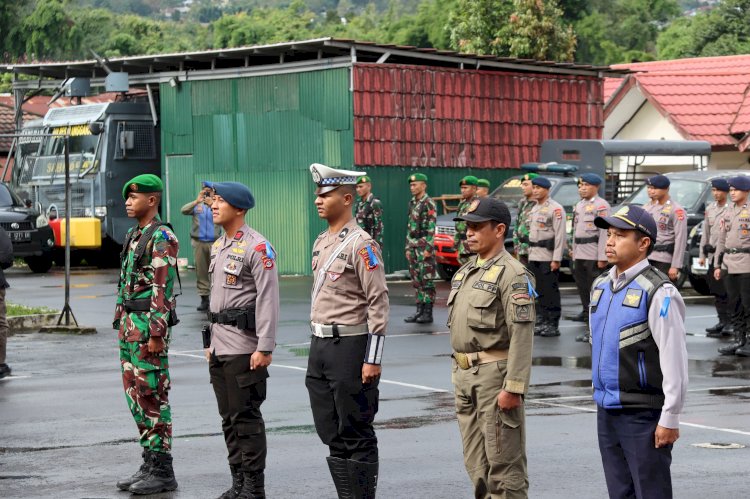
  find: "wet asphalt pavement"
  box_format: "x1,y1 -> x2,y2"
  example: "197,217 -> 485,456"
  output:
1,267 -> 749,499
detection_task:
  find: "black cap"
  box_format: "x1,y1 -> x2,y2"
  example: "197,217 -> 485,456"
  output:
710,178 -> 730,192
646,175 -> 670,189
594,204 -> 657,240
453,197 -> 511,226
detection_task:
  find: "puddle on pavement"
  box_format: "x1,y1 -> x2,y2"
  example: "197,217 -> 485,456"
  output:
533,356 -> 592,369
690,358 -> 750,380
531,379 -> 592,389
267,424 -> 316,435
376,392 -> 455,430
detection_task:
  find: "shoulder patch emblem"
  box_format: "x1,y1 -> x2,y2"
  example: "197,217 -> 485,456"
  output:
358,245 -> 379,271
513,304 -> 532,322
676,209 -> 685,221
554,208 -> 562,219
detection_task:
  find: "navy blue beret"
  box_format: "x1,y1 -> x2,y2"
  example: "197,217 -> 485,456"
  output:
579,173 -> 603,186
204,181 -> 255,210
710,178 -> 730,192
531,176 -> 552,189
729,176 -> 750,192
645,175 -> 670,189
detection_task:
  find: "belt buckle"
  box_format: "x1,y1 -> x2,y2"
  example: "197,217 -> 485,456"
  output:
454,352 -> 470,370
313,323 -> 324,337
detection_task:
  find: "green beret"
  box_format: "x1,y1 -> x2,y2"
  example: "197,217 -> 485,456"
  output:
521,172 -> 539,182
477,179 -> 491,188
408,173 -> 428,183
122,174 -> 164,199
357,175 -> 371,184
459,175 -> 479,186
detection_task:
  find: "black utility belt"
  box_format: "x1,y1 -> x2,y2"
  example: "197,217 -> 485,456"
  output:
725,247 -> 750,254
653,243 -> 675,252
209,307 -> 256,330
123,299 -> 150,313
529,239 -> 554,249
574,236 -> 598,244
517,235 -> 529,244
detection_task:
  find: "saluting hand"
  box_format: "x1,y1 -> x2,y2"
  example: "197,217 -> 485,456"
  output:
362,363 -> 381,384
654,425 -> 679,448
497,390 -> 522,412
147,337 -> 165,354
250,351 -> 272,370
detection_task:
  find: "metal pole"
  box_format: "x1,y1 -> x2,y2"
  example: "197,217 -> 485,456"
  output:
58,135 -> 78,327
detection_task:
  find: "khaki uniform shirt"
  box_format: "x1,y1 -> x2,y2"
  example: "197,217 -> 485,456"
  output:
528,198 -> 566,262
572,196 -> 610,261
644,199 -> 688,268
714,202 -> 750,274
311,219 -> 389,335
447,250 -> 535,394
209,224 -> 279,355
699,201 -> 727,260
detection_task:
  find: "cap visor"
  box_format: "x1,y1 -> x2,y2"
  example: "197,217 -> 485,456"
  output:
454,214 -> 493,223
203,181 -> 215,189
594,215 -> 634,231
315,185 -> 340,195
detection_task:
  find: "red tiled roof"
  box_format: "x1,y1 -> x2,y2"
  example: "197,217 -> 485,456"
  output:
0,104 -> 41,152
0,93 -> 123,117
604,54 -> 750,150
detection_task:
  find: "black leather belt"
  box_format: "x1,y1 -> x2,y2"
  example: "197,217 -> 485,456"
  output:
574,236 -> 598,244
518,235 -> 529,244
726,247 -> 750,254
653,243 -> 675,253
529,239 -> 554,249
123,298 -> 150,313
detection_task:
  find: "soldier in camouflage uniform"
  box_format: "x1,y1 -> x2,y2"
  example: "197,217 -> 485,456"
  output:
355,175 -> 384,248
476,178 -> 491,198
405,173 -> 437,324
454,175 -> 479,264
513,172 -> 538,265
113,174 -> 179,495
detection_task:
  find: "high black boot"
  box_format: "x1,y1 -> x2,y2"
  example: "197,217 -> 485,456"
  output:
416,302 -> 433,324
347,460 -> 378,499
706,312 -> 729,337
236,471 -> 265,499
540,318 -> 561,337
116,450 -> 152,491
533,319 -> 548,336
217,464 -> 244,499
0,363 -> 11,379
735,335 -> 750,357
718,329 -> 747,356
197,295 -> 210,312
129,451 -> 178,495
404,303 -> 423,323
327,457 -> 353,499
721,323 -> 735,336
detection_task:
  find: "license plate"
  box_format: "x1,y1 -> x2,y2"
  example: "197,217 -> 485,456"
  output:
10,231 -> 31,242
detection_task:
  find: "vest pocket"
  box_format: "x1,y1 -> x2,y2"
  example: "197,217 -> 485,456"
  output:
467,291 -> 500,330
637,351 -> 647,388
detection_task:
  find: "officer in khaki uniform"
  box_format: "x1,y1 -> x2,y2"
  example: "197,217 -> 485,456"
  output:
306,163 -> 389,499
449,197 -> 535,499
205,181 -> 279,499
528,176 -> 566,337
643,175 -> 688,281
700,178 -> 732,337
714,176 -> 750,356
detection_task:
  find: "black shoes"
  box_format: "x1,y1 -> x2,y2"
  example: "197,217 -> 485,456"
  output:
128,451 -> 178,495
404,304 -> 423,323
116,450 -> 152,491
235,471 -> 265,499
416,303 -> 434,324
567,311 -> 588,322
197,295 -> 210,312
575,333 -> 590,342
326,457 -> 378,499
718,331 -> 747,356
0,363 -> 11,379
217,464 -> 244,499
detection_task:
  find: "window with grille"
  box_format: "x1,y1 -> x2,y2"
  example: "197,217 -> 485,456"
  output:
114,122 -> 156,160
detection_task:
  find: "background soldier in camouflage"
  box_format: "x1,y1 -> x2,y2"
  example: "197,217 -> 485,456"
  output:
355,175 -> 384,248
405,173 -> 437,324
513,173 -> 538,265
476,178 -> 491,198
454,175 -> 479,264
113,174 -> 179,495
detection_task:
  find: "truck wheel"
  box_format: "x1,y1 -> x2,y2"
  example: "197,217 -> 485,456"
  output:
25,256 -> 53,274
437,263 -> 458,281
688,272 -> 710,296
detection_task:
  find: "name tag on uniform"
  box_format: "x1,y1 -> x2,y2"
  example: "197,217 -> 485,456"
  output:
472,281 -> 498,293
623,288 -> 643,308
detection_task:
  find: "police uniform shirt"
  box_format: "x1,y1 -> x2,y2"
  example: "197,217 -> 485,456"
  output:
573,196 -> 610,261
714,202 -> 750,274
311,219 -> 389,335
699,201 -> 728,260
528,198 -> 566,262
593,258 -> 688,428
447,250 -> 535,394
644,199 -> 688,268
209,224 -> 279,355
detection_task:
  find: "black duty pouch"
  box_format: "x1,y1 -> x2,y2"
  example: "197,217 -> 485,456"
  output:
167,308 -> 180,327
201,324 -> 211,348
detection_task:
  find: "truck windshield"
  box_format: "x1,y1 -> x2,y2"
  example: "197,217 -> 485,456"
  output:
490,177 -> 525,209
624,179 -> 705,210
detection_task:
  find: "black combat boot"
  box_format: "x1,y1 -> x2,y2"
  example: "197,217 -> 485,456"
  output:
567,310 -> 588,322
721,323 -> 735,336
116,450 -> 152,491
197,295 -> 210,312
706,314 -> 728,337
533,319 -> 548,336
0,363 -> 11,379
327,457 -> 353,499
540,319 -> 561,337
718,329 -> 747,356
404,304 -> 423,323
235,471 -> 264,499
129,451 -> 178,495
734,335 -> 750,357
416,303 -> 433,324
217,464 -> 244,499
575,332 -> 590,343
347,459 -> 378,499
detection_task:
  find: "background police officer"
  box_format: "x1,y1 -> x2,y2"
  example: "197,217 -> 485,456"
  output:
206,181 -> 279,499
113,174 -> 179,495
454,175 -> 479,264
405,173 -> 437,324
591,205 -> 688,499
476,178 -> 491,198
714,176 -> 750,356
449,197 -> 534,498
528,176 -> 566,337
306,163 -> 389,499
700,178 -> 732,338
355,175 -> 384,249
570,173 -> 610,340
0,227 -> 12,379
513,173 -> 538,265
643,175 -> 688,281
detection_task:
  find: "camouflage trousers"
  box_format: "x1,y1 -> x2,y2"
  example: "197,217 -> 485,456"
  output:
406,248 -> 436,304
120,339 -> 172,453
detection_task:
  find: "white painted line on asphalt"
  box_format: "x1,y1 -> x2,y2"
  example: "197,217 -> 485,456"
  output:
0,375 -> 31,381
533,385 -> 750,402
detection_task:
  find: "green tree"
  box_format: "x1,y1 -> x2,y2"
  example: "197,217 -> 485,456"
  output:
0,0 -> 28,61
21,0 -> 83,60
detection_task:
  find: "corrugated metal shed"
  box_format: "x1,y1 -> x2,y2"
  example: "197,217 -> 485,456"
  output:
353,64 -> 603,169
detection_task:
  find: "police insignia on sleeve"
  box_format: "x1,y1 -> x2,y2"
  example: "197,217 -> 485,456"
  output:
358,245 -> 379,271
255,242 -> 275,270
514,304 -> 532,322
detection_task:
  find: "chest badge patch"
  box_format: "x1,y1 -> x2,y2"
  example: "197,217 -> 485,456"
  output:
623,288 -> 643,308
590,288 -> 603,307
225,274 -> 238,286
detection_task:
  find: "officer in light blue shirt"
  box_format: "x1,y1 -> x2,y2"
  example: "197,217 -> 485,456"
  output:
589,204 -> 688,499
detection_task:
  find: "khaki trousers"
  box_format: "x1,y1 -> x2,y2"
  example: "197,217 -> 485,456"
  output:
453,359 -> 528,499
192,239 -> 213,296
0,288 -> 8,364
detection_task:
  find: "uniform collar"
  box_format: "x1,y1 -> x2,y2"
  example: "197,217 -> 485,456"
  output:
220,223 -> 250,248
470,249 -> 507,271
609,259 -> 650,291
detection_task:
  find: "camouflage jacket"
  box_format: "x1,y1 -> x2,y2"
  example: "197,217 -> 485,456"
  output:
513,198 -> 536,256
355,193 -> 384,248
406,194 -> 437,252
454,196 -> 478,255
113,217 -> 179,342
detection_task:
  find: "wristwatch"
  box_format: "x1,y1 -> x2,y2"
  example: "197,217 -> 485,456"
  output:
260,351 -> 271,356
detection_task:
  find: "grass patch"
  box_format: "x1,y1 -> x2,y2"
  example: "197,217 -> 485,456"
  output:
7,303 -> 59,316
